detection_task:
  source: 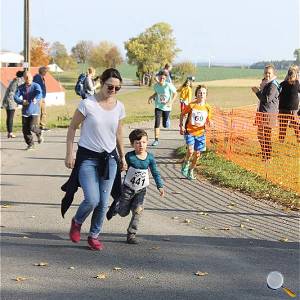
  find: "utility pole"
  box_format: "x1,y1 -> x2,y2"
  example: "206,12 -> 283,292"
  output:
23,0 -> 30,70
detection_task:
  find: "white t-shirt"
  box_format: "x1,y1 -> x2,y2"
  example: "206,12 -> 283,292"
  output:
77,95 -> 125,153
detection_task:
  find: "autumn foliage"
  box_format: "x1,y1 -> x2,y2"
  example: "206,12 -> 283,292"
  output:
30,37 -> 50,67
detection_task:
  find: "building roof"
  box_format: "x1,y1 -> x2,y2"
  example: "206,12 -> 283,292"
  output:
0,67 -> 65,92
0,51 -> 24,64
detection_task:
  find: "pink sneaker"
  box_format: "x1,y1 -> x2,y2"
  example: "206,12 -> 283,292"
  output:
69,218 -> 81,243
88,237 -> 104,251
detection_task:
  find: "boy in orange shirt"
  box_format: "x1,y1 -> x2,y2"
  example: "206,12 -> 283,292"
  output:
179,84 -> 212,180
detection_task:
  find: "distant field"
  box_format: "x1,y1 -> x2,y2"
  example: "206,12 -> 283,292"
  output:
113,64 -> 288,82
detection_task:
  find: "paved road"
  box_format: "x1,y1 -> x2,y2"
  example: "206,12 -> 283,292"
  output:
1,121 -> 299,300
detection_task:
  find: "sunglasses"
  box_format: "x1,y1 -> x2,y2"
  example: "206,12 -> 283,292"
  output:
105,83 -> 121,92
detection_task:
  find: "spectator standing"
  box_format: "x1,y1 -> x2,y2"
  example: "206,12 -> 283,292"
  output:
278,66 -> 300,143
84,67 -> 100,97
33,66 -> 49,131
14,71 -> 43,150
251,64 -> 280,162
1,70 -> 24,138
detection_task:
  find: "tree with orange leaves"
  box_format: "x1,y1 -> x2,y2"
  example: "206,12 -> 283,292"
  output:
30,37 -> 50,67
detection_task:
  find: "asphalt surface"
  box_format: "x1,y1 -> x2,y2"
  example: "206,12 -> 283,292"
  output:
1,120 -> 299,300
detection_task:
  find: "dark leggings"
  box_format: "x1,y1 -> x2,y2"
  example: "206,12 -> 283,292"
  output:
6,109 -> 15,133
154,108 -> 170,128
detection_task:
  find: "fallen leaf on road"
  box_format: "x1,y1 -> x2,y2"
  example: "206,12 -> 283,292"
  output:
23,236 -> 29,239
149,246 -> 160,250
162,238 -> 171,241
195,271 -> 208,276
30,216 -> 36,218
171,216 -> 178,220
69,267 -> 75,270
279,237 -> 288,242
227,203 -> 237,208
137,276 -> 144,279
1,204 -> 13,208
183,219 -> 191,224
172,192 -> 182,194
113,267 -> 122,271
201,226 -> 209,230
220,227 -> 230,231
239,224 -> 245,228
247,227 -> 254,231
197,212 -> 209,216
244,218 -> 250,222
94,273 -> 107,279
34,262 -> 48,267
15,276 -> 28,282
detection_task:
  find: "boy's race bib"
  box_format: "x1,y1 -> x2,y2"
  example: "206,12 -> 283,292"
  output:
124,167 -> 150,191
158,94 -> 168,104
191,109 -> 208,127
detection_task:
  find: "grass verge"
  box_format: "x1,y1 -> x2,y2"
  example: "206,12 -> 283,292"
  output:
176,146 -> 300,210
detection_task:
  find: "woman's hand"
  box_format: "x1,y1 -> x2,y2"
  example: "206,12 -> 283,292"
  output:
65,154 -> 75,169
148,97 -> 153,104
120,157 -> 127,172
251,87 -> 259,94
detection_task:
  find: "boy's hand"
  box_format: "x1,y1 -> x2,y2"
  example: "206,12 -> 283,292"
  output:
159,188 -> 165,197
179,125 -> 185,135
148,97 -> 153,104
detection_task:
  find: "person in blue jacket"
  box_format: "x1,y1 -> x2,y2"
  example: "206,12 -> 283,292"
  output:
33,66 -> 49,130
14,71 -> 43,150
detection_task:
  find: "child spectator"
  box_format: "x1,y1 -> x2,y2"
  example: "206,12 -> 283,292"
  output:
107,129 -> 165,244
179,85 -> 212,180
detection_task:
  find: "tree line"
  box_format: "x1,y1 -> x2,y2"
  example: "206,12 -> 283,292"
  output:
29,23 -> 298,82
250,49 -> 300,70
29,22 -> 197,83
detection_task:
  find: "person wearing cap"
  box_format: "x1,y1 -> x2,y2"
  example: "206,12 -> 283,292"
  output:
33,66 -> 49,131
1,70 -> 24,138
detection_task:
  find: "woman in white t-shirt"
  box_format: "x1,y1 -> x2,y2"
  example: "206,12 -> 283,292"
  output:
64,68 -> 127,251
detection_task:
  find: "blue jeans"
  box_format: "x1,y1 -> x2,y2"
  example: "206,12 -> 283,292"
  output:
74,157 -> 117,238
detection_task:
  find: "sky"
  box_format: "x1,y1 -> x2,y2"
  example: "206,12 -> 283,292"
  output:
1,0 -> 299,65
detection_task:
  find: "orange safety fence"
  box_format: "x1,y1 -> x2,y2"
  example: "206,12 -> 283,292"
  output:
206,105 -> 300,193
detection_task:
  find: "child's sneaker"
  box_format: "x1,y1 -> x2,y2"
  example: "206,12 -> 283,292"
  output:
181,162 -> 189,177
187,169 -> 197,180
88,237 -> 104,250
127,233 -> 138,244
151,140 -> 159,146
69,218 -> 82,243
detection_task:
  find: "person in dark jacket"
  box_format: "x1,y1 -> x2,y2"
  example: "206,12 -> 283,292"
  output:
251,64 -> 280,162
1,70 -> 24,138
278,66 -> 300,143
14,71 -> 43,150
33,66 -> 49,130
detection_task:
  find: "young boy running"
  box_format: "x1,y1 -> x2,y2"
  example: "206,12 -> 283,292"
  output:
107,129 -> 165,244
179,85 -> 212,180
